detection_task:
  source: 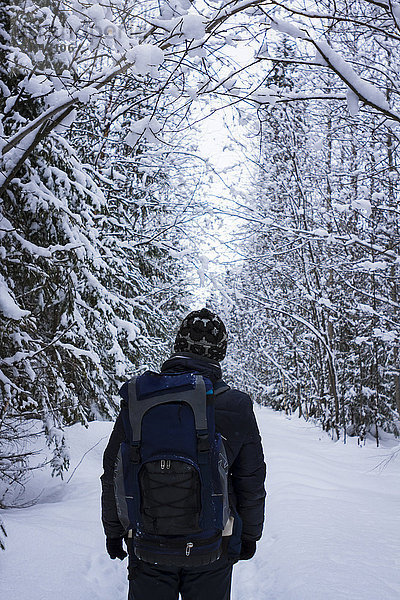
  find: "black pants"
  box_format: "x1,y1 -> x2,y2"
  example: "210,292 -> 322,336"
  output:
128,556 -> 233,600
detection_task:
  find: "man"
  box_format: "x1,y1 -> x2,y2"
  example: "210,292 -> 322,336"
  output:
101,308 -> 266,600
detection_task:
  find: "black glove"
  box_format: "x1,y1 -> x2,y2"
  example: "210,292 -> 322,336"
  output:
239,539 -> 256,561
106,537 -> 127,560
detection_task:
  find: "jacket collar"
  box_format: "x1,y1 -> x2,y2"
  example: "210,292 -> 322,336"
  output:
161,352 -> 222,384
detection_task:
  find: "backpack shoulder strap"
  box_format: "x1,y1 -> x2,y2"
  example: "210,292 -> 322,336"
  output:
214,381 -> 230,396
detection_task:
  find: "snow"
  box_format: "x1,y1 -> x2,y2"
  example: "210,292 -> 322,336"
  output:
356,260 -> 388,271
351,197 -> 372,217
125,116 -> 162,146
125,44 -> 165,76
180,14 -> 206,40
346,88 -> 359,117
0,273 -> 30,320
114,317 -> 140,342
315,41 -> 400,119
77,87 -> 99,103
0,422 -> 126,600
149,14 -> 206,41
313,49 -> 328,66
373,328 -> 398,343
311,138 -> 324,151
23,75 -> 53,98
371,192 -> 385,202
45,89 -> 71,108
312,227 -> 329,237
86,4 -> 106,23
160,0 -> 191,19
250,86 -> 278,106
270,17 -> 306,40
392,3 -> 400,26
67,14 -> 81,32
317,297 -> 332,309
167,83 -> 181,98
1,409 -> 400,599
249,410 -> 400,600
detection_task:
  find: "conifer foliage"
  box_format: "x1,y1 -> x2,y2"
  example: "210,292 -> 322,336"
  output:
0,0 -> 178,508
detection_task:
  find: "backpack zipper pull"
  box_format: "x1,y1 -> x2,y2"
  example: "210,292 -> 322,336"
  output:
160,460 -> 165,470
185,542 -> 193,556
166,460 -> 171,469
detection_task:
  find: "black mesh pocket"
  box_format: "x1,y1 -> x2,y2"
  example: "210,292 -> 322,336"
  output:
139,460 -> 201,535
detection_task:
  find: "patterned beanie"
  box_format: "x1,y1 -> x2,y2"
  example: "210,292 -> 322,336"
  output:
173,308 -> 228,362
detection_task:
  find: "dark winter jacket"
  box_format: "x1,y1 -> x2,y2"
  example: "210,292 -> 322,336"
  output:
100,353 -> 266,555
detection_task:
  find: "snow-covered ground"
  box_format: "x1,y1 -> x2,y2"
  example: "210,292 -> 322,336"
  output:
1,407 -> 399,600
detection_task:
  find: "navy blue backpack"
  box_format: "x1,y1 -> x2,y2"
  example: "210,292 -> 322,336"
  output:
115,370 -> 230,567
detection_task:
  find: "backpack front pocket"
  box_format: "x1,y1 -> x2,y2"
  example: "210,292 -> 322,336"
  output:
139,459 -> 201,535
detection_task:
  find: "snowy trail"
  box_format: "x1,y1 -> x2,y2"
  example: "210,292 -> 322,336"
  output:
236,409 -> 400,600
1,408 -> 399,600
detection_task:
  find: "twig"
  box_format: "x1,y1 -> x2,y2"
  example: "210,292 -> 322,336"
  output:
66,436 -> 108,484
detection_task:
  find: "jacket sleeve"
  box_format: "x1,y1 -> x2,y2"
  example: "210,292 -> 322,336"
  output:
231,399 -> 266,541
100,411 -> 126,539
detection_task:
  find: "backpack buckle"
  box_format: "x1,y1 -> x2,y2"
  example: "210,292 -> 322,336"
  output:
197,432 -> 209,453
130,444 -> 141,463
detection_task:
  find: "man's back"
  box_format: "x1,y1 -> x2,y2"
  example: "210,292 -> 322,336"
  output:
161,352 -> 266,552
101,308 -> 266,600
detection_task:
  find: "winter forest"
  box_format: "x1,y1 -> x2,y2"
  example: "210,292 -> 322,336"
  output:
1,0 -> 400,584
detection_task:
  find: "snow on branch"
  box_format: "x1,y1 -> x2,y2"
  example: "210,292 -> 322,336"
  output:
269,14 -> 400,123
312,40 -> 400,122
0,274 -> 30,320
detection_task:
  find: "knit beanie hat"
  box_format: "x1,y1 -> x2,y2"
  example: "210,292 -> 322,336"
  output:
173,308 -> 228,362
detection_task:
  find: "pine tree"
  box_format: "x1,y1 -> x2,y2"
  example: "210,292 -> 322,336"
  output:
0,0 -> 185,513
